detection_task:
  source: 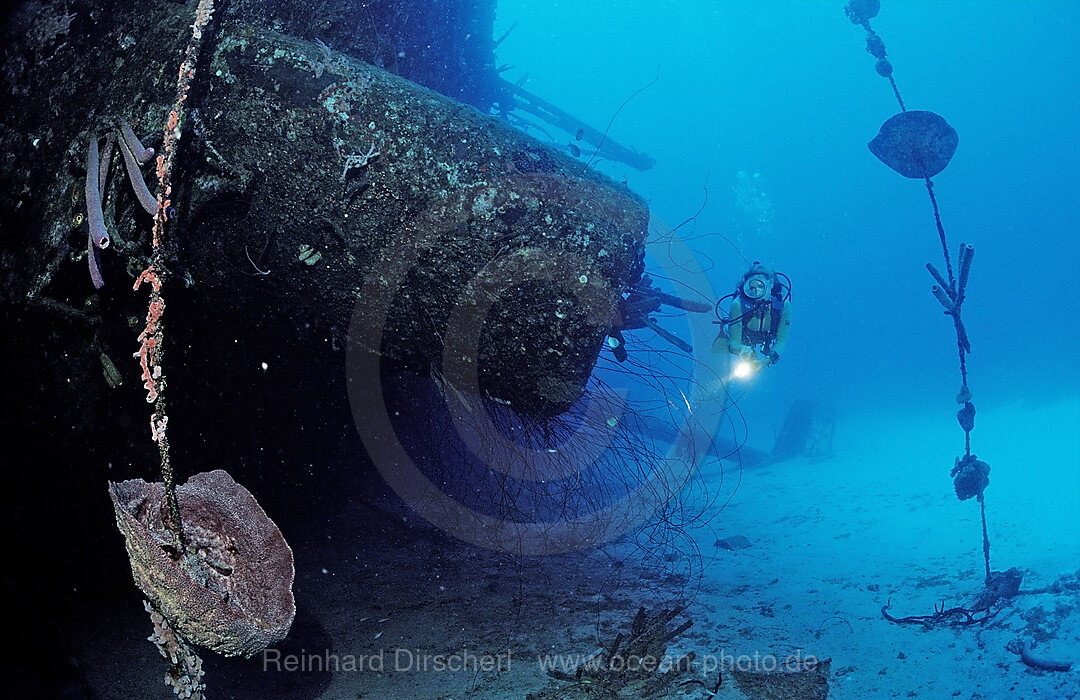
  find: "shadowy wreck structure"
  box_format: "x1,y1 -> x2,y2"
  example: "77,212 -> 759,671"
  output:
1,0 -> 649,696
3,0 -> 647,418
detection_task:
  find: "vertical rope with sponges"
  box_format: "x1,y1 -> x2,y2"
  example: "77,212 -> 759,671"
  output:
133,0 -> 216,548
845,0 -> 992,584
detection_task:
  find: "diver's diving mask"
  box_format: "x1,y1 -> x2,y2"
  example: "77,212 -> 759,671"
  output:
742,274 -> 770,300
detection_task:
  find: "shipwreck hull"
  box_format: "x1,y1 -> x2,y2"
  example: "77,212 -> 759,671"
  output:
2,2 -> 648,420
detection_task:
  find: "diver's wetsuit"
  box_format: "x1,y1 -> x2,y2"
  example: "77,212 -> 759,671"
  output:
720,297 -> 792,361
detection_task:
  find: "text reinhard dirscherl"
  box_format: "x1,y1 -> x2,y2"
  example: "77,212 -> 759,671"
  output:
261,648 -> 820,675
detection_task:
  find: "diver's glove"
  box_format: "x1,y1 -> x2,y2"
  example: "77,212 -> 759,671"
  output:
769,351 -> 780,365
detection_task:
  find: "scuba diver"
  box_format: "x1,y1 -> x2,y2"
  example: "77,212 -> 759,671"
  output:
712,262 -> 791,375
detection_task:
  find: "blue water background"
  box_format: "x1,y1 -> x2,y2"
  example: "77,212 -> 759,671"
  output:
492,0 -> 1079,426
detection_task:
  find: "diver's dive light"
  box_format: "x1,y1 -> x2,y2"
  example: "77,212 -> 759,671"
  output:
731,357 -> 758,380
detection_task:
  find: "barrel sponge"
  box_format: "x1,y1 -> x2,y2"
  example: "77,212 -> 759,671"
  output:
109,470 -> 295,658
951,454 -> 990,501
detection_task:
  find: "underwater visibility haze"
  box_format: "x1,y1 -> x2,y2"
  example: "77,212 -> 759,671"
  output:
1,0 -> 1077,698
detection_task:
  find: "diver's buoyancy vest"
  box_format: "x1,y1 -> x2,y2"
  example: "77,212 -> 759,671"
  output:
739,293 -> 785,348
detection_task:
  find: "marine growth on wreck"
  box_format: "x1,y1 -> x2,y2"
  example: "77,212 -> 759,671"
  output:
2,1 -> 1078,699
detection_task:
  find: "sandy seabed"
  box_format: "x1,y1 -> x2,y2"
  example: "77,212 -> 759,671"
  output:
78,397 -> 1079,699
